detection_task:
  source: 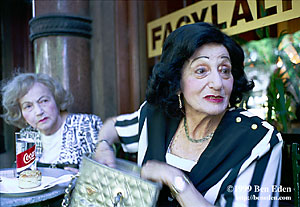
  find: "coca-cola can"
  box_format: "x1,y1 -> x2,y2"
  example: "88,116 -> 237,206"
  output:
15,132 -> 37,176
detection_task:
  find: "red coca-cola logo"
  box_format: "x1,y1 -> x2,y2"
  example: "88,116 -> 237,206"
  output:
16,145 -> 36,168
23,151 -> 35,164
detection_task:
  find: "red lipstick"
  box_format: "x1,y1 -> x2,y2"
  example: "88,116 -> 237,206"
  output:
204,95 -> 224,103
38,117 -> 48,123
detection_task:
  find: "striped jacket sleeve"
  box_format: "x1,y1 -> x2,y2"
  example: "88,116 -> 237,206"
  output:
115,102 -> 147,153
212,121 -> 283,207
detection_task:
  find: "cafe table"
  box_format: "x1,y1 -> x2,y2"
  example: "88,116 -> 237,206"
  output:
0,167 -> 75,207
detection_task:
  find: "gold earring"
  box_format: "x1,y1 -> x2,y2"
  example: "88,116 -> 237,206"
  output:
178,94 -> 182,109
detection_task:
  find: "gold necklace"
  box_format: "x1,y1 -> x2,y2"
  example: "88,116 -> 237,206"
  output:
183,116 -> 214,143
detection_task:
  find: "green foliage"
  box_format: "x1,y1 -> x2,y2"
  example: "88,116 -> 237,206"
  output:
266,31 -> 300,132
267,69 -> 296,132
244,38 -> 277,66
243,29 -> 300,132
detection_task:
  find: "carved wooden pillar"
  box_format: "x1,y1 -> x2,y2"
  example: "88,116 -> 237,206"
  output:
29,0 -> 92,113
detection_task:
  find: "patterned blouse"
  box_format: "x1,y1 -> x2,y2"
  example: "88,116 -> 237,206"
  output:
21,113 -> 103,166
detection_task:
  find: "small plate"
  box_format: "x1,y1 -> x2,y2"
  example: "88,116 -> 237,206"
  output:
0,169 -> 73,197
0,176 -> 56,196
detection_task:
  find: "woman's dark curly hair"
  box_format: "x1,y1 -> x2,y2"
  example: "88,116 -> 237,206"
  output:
146,22 -> 254,118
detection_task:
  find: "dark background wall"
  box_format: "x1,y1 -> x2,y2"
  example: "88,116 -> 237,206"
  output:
0,0 -> 33,168
0,0 -> 197,168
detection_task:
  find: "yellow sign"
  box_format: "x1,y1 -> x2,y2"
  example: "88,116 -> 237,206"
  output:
147,0 -> 300,58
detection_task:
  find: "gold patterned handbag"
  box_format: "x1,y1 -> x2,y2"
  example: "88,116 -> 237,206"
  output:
62,154 -> 162,207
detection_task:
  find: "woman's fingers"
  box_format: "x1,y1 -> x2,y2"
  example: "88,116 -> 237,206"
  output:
64,167 -> 79,173
141,160 -> 178,185
94,143 -> 116,168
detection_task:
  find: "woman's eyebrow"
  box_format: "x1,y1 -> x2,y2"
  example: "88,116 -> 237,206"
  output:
190,56 -> 209,64
37,95 -> 49,102
21,101 -> 30,106
190,55 -> 231,64
20,95 -> 49,105
221,56 -> 231,61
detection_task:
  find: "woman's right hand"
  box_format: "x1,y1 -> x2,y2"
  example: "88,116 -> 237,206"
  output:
94,140 -> 116,168
94,117 -> 119,168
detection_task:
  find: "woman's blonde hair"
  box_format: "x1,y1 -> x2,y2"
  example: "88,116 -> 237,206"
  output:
1,73 -> 73,128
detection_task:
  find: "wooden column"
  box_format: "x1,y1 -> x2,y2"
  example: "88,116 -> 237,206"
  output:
29,0 -> 92,113
115,1 -> 147,114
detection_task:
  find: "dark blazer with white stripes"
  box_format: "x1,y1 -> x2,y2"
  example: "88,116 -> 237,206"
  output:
115,102 -> 283,207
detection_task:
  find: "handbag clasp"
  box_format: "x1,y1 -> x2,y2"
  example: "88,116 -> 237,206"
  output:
113,192 -> 123,207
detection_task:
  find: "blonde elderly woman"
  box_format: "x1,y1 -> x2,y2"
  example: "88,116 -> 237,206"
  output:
2,73 -> 102,170
94,23 -> 282,206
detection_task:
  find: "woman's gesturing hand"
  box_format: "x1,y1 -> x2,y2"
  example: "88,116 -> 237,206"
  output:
141,160 -> 215,207
141,160 -> 183,186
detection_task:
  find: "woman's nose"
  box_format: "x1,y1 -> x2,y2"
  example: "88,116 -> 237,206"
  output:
34,104 -> 44,115
207,70 -> 222,90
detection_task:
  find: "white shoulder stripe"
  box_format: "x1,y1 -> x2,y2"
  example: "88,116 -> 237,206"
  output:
276,132 -> 283,142
257,142 -> 282,207
115,123 -> 139,137
233,162 -> 257,205
240,111 -> 256,118
261,121 -> 274,131
239,127 -> 273,174
116,111 -> 139,121
204,170 -> 232,204
138,118 -> 148,166
121,142 -> 139,153
253,129 -> 273,159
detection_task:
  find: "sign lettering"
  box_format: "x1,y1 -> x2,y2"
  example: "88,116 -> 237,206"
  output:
147,0 -> 299,58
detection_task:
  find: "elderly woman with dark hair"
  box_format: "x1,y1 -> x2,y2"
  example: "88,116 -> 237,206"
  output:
94,22 -> 282,206
2,73 -> 102,170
